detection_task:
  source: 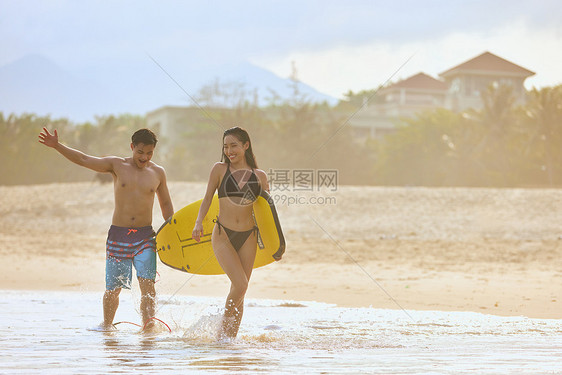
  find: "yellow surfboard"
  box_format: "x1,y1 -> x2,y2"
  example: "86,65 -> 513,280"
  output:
156,191 -> 285,275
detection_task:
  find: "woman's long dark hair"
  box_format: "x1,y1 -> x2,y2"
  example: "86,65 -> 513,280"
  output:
221,126 -> 258,169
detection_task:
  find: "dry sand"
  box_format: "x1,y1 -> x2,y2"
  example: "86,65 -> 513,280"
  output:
1,182 -> 561,319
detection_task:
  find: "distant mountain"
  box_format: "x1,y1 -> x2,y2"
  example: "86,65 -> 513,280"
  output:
0,54 -> 337,122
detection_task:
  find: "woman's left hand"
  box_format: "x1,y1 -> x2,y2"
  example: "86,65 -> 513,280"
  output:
192,222 -> 204,242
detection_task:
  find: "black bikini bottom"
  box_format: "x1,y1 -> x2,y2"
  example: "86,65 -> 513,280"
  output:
214,217 -> 259,252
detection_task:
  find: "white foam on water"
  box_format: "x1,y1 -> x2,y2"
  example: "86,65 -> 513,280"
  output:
1,290 -> 561,374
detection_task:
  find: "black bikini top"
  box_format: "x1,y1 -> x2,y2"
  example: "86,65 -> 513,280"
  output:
218,166 -> 261,202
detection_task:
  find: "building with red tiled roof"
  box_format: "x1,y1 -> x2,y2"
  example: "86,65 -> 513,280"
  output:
379,72 -> 448,116
439,51 -> 535,111
351,72 -> 448,137
351,51 -> 536,138
440,51 -> 535,77
386,72 -> 449,91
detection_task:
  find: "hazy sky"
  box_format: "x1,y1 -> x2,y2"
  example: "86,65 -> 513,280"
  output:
2,0 -> 561,98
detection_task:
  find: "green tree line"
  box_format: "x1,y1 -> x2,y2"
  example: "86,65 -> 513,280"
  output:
372,84 -> 562,187
1,113 -> 147,185
2,83 -> 561,187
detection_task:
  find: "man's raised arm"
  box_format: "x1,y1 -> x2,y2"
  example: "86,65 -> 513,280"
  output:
38,127 -> 116,173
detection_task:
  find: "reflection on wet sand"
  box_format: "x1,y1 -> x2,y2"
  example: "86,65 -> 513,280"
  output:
188,354 -> 273,372
102,331 -> 158,370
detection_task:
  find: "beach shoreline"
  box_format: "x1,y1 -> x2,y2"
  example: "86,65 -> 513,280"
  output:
1,182 -> 561,319
3,240 -> 560,319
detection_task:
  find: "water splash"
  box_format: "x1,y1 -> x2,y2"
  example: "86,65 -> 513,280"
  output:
1,291 -> 561,374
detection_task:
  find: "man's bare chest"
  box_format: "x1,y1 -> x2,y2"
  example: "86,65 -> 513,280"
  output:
114,167 -> 159,195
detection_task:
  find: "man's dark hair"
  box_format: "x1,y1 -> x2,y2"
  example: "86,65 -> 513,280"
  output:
131,128 -> 158,146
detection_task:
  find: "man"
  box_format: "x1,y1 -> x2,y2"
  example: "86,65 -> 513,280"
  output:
38,127 -> 174,330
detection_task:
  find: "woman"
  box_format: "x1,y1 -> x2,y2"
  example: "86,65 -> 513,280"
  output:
192,126 -> 269,339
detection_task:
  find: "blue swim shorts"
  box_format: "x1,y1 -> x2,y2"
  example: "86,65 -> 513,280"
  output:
105,225 -> 157,290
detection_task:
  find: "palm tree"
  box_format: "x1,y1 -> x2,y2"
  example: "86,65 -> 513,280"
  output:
525,85 -> 562,185
469,83 -> 518,185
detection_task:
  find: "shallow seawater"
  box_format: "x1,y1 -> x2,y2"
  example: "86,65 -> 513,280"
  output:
1,290 -> 561,374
